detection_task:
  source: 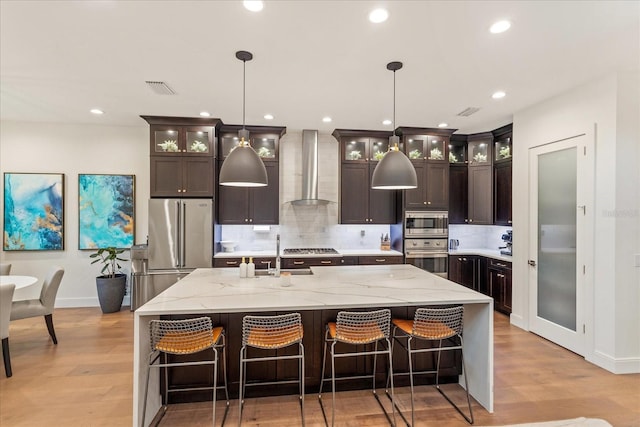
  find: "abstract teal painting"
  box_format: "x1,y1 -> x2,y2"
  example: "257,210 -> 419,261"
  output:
3,173 -> 65,251
78,174 -> 135,250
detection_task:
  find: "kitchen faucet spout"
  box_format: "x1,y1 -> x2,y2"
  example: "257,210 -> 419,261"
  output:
275,234 -> 281,277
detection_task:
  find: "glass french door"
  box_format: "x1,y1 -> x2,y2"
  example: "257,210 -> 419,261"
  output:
528,134 -> 593,355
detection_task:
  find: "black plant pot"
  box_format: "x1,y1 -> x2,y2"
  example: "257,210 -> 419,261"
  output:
96,273 -> 126,313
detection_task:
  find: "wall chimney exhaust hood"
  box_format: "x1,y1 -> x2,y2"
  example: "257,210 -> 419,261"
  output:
290,129 -> 332,206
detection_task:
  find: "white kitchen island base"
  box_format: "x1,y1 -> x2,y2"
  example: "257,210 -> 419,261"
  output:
133,265 -> 493,426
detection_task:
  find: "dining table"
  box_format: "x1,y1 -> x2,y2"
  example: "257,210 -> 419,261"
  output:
0,275 -> 39,297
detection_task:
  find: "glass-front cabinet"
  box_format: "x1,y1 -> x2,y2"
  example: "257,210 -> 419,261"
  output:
404,134 -> 448,162
494,136 -> 512,162
448,141 -> 467,164
468,139 -> 491,166
342,137 -> 390,162
152,126 -> 214,156
219,130 -> 279,161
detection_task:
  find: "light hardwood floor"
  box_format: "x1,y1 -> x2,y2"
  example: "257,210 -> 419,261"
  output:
0,308 -> 638,427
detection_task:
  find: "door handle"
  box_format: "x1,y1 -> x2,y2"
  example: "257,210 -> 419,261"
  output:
528,260 -> 537,267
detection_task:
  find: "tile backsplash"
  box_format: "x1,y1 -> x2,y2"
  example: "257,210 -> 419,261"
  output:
449,224 -> 513,251
220,131 -> 392,251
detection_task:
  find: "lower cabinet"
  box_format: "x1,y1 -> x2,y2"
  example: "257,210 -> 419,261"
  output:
282,258 -> 340,268
449,255 -> 511,314
488,259 -> 512,314
213,257 -> 275,269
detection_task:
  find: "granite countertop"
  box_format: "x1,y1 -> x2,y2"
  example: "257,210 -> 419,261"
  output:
135,264 -> 492,316
448,248 -> 513,263
214,249 -> 404,258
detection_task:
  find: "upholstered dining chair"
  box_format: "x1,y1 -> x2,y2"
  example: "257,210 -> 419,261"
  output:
0,263 -> 11,275
10,267 -> 64,345
1,282 -> 16,377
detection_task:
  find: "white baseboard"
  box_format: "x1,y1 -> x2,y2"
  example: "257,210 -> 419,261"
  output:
54,296 -> 131,309
509,313 -> 528,330
588,349 -> 640,374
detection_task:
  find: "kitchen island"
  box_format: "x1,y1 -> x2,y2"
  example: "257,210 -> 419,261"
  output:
133,264 -> 494,426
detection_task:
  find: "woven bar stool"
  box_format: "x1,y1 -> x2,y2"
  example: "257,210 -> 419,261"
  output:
238,313 -> 305,426
390,306 -> 473,425
141,317 -> 230,427
318,308 -> 396,427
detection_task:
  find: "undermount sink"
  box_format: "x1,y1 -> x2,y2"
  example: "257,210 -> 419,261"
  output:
255,268 -> 314,276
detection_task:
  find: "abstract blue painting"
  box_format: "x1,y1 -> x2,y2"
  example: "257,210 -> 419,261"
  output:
3,173 -> 65,251
78,174 -> 135,250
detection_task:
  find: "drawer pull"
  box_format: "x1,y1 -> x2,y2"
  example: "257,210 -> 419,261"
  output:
226,261 -> 238,266
260,261 -> 271,264
293,261 -> 305,265
495,262 -> 506,267
375,259 -> 386,262
320,260 -> 332,265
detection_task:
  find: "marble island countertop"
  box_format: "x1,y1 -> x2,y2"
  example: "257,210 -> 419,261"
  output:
136,264 -> 491,316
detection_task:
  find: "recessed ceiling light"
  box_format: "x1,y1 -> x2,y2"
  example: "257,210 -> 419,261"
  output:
369,8 -> 389,23
243,1 -> 263,12
438,122 -> 448,128
264,114 -> 274,120
199,111 -> 211,117
492,91 -> 506,99
322,116 -> 332,123
382,119 -> 392,126
490,20 -> 511,34
90,109 -> 104,115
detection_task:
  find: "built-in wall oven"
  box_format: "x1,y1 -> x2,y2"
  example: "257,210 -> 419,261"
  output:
404,211 -> 449,278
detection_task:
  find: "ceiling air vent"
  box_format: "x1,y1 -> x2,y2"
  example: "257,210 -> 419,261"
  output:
457,107 -> 480,117
145,81 -> 176,95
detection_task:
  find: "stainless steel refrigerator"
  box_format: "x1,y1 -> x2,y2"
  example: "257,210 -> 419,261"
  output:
132,199 -> 212,310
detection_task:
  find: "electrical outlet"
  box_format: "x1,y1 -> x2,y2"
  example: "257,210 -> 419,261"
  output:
360,229 -> 365,237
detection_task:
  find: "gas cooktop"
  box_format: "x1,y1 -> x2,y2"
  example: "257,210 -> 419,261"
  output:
283,248 -> 340,256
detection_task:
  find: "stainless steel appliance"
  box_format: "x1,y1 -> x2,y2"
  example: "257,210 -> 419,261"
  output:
130,199 -> 213,310
404,238 -> 449,278
404,211 -> 448,238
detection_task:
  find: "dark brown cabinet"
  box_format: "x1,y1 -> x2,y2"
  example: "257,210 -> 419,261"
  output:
213,257 -> 276,269
449,165 -> 468,224
467,132 -> 493,224
333,129 -> 399,224
282,258 -> 340,268
216,125 -> 285,225
448,255 -> 487,294
488,258 -> 512,314
142,116 -> 220,198
357,255 -> 403,265
493,124 -> 513,226
396,128 -> 455,210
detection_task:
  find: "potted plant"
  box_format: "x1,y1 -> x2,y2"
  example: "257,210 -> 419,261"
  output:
90,247 -> 128,313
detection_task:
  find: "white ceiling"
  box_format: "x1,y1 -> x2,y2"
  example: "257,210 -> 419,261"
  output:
1,1 -> 638,135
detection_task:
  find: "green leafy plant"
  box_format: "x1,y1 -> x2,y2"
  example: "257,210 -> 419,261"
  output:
90,247 -> 128,278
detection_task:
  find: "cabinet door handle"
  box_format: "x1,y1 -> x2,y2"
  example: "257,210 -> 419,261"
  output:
427,201 -> 431,205
375,259 -> 386,262
177,189 -> 182,193
293,261 -> 305,265
469,219 -> 473,223
495,263 -> 506,267
458,257 -> 463,261
320,260 -> 332,264
497,273 -> 505,278
423,201 -> 427,205
260,261 -> 271,265
249,219 -> 253,222
226,261 -> 238,266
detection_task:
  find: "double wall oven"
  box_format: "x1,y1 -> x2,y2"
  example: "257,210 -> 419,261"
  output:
404,211 -> 449,278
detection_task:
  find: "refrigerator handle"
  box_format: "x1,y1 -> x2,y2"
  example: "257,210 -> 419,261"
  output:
181,202 -> 186,268
175,201 -> 181,268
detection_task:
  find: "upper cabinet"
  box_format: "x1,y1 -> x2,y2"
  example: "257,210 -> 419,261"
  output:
396,127 -> 456,210
492,124 -> 513,225
216,125 -> 285,225
142,116 -> 220,198
448,135 -> 468,224
333,129 -> 398,224
467,132 -> 493,224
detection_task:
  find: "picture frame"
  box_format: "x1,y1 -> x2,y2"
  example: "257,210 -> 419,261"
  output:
3,172 -> 65,251
78,174 -> 135,250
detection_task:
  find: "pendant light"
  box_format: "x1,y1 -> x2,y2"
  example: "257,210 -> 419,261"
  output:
371,61 -> 417,190
219,50 -> 268,187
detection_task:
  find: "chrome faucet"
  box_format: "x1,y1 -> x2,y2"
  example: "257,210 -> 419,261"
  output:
274,234 -> 281,277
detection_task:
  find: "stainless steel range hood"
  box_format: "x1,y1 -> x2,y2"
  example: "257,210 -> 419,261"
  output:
290,129 -> 332,206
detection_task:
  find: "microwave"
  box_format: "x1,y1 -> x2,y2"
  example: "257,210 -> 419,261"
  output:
404,211 -> 448,238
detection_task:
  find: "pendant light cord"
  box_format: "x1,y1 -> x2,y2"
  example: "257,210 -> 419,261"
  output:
393,68 -> 396,134
242,58 -> 246,131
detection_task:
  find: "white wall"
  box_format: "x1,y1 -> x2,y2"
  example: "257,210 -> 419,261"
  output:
512,71 -> 640,373
0,121 -> 149,307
